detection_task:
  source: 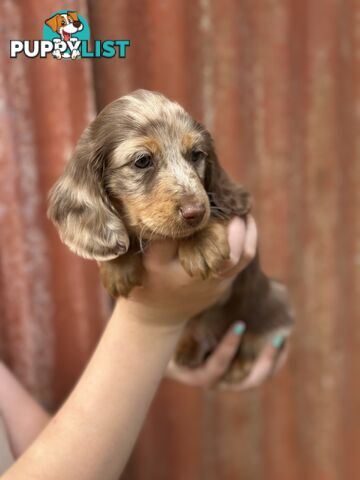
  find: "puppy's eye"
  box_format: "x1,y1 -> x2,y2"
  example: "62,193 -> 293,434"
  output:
134,154 -> 152,169
191,149 -> 206,163
61,20 -> 66,25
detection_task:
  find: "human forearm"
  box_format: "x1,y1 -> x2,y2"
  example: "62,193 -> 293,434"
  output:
0,363 -> 50,458
3,217 -> 254,479
4,301 -> 184,480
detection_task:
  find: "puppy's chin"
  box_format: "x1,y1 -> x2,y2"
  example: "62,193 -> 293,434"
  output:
131,217 -> 210,241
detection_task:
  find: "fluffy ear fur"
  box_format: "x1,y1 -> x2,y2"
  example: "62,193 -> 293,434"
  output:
47,127 -> 129,261
204,135 -> 252,219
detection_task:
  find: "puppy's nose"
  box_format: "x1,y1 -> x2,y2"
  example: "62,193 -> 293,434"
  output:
73,21 -> 81,27
179,203 -> 206,226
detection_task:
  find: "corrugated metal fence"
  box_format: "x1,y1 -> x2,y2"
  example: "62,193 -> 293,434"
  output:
0,1 -> 359,479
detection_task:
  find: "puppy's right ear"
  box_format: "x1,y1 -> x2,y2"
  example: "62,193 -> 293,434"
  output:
204,133 -> 252,219
67,11 -> 79,22
45,15 -> 60,33
48,128 -> 129,261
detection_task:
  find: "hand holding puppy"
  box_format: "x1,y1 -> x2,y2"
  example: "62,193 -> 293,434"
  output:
118,216 -> 256,327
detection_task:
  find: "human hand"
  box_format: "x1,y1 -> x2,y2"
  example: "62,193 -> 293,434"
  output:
116,215 -> 257,327
166,322 -> 289,389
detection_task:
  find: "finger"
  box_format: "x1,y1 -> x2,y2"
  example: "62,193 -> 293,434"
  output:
241,215 -> 258,267
217,217 -> 246,275
227,217 -> 247,266
220,216 -> 257,278
202,323 -> 245,385
231,341 -> 283,391
216,336 -> 289,391
228,215 -> 257,277
219,342 -> 289,392
271,344 -> 289,376
165,359 -> 207,386
143,239 -> 178,270
165,322 -> 245,387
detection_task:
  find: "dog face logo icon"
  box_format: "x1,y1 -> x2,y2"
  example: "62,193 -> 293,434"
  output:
44,10 -> 89,59
10,10 -> 130,60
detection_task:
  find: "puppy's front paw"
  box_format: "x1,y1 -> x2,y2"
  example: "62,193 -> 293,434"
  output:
99,254 -> 143,298
178,221 -> 229,279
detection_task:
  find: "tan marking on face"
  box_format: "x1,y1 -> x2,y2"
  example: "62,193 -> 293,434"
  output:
181,132 -> 204,153
142,138 -> 160,155
122,173 -> 210,239
112,137 -> 159,168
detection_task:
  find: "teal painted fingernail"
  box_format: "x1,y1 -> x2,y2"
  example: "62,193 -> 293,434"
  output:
233,323 -> 246,335
272,334 -> 285,349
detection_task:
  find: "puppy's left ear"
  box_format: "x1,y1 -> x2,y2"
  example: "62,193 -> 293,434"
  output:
204,135 -> 252,219
48,126 -> 130,261
45,14 -> 60,32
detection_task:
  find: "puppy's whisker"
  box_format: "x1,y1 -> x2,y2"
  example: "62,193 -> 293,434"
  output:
210,203 -> 230,212
147,227 -> 157,245
138,226 -> 146,253
210,207 -> 228,219
136,224 -> 149,254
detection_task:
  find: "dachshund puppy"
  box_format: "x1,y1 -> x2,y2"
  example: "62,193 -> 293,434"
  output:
48,90 -> 293,382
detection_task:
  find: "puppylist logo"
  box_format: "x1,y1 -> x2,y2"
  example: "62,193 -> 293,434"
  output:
10,10 -> 130,60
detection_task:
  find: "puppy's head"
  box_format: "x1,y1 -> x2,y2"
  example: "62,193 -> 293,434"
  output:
45,11 -> 82,37
48,90 -> 231,260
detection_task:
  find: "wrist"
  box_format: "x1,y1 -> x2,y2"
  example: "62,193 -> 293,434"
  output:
112,297 -> 187,334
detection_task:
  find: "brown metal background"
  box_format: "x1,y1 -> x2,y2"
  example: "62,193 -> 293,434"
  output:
0,0 -> 359,479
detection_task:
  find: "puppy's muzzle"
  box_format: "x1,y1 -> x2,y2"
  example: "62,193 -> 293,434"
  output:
179,202 -> 206,227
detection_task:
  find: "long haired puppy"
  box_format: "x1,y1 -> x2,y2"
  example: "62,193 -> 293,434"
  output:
48,90 -> 293,382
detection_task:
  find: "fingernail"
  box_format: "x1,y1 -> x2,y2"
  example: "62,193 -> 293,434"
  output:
272,334 -> 285,349
233,323 -> 246,335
